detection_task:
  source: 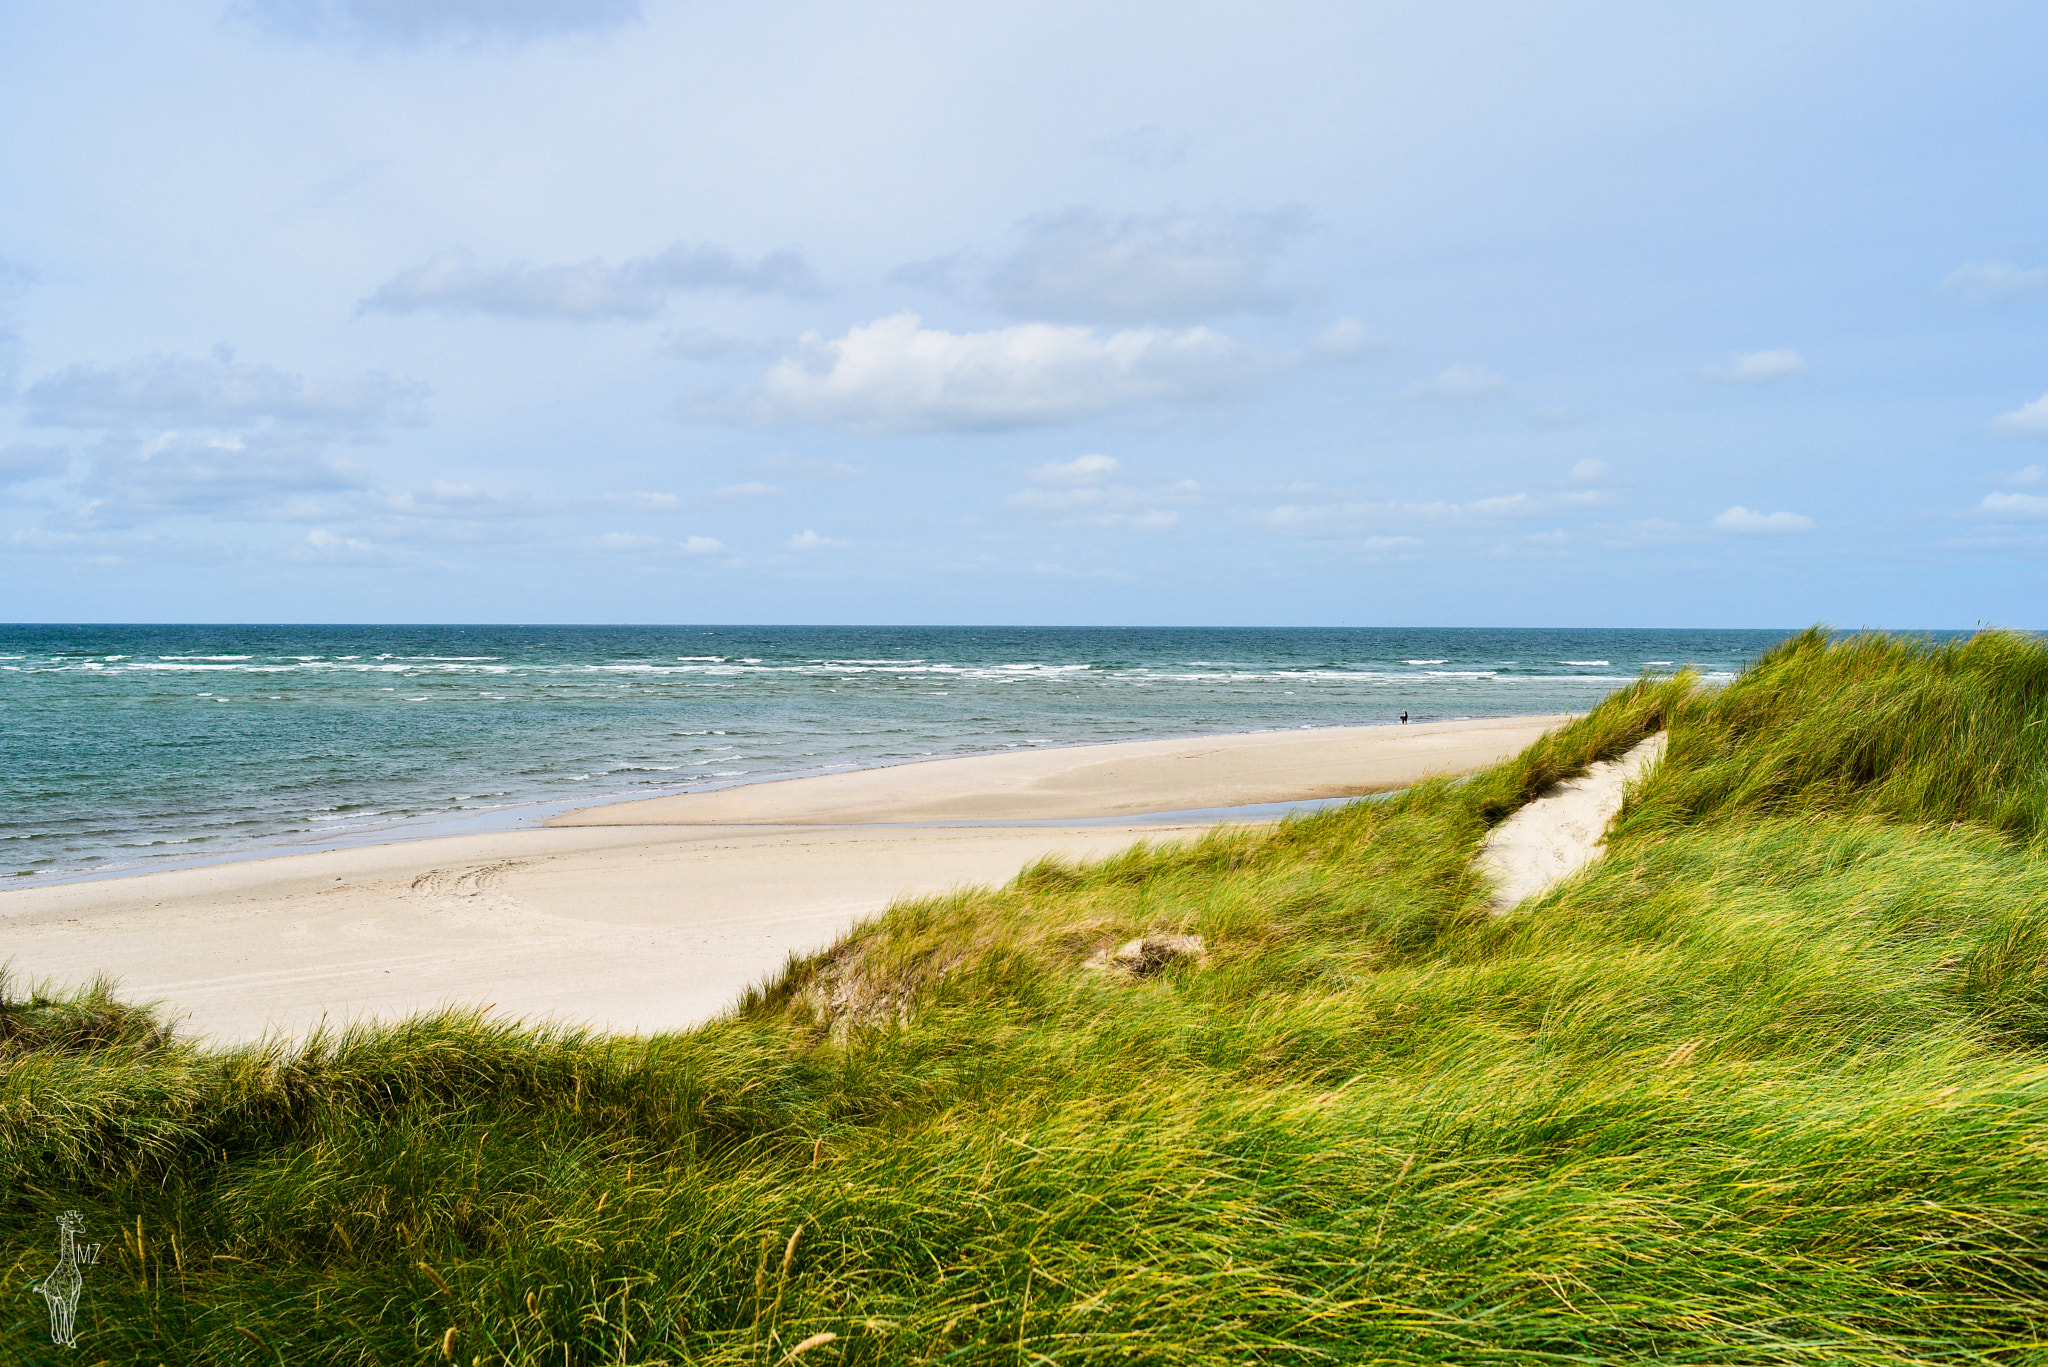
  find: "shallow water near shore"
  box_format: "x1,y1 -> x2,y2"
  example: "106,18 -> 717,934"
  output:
0,625 -> 1798,884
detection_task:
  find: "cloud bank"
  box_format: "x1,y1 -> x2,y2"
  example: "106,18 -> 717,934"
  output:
17,350 -> 428,527
364,244 -> 823,320
746,312 -> 1249,431
24,351 -> 426,432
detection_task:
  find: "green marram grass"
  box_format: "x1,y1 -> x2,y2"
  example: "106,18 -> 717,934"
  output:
8,629 -> 2048,1363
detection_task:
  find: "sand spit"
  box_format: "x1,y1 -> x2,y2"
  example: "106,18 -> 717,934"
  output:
2,715 -> 1566,1045
1477,732 -> 1667,911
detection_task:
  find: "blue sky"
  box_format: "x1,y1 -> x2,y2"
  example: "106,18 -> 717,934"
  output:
2,1 -> 2045,627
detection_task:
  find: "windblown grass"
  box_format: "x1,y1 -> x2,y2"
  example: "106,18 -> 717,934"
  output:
7,631 -> 2048,1363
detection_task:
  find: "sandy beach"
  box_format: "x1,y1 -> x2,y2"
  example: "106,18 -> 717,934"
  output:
0,715 -> 1562,1045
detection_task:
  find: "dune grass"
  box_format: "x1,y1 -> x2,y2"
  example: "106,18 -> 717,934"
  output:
8,631 -> 2048,1363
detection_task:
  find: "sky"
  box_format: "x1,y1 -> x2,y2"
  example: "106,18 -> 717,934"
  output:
2,2 -> 2045,628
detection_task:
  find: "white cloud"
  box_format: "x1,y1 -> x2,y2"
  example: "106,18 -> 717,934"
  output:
234,0 -> 642,48
1979,492 -> 2048,519
1568,458 -> 1609,482
2011,465 -> 2045,486
1712,505 -> 1814,534
713,481 -> 781,498
1491,529 -> 1573,560
1030,454 -> 1119,486
611,490 -> 681,510
746,312 -> 1251,431
1937,261 -> 2048,306
595,531 -> 661,551
363,243 -> 823,320
986,207 -> 1307,323
1705,349 -> 1808,384
786,528 -> 846,549
1256,489 -> 1608,536
761,454 -> 864,480
1006,464 -> 1197,529
384,480 -> 528,518
300,528 -> 384,561
1407,365 -> 1505,401
593,530 -> 727,553
1029,560 -> 1136,581
11,350 -> 452,529
1102,509 -> 1179,530
25,350 -> 426,432
1599,518 -> 1694,549
11,527 -> 121,563
74,429 -> 372,526
1312,317 -> 1377,357
1992,394 -> 2048,436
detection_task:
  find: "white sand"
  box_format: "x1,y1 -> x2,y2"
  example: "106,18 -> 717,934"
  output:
552,716 -> 1562,826
1,715 -> 1566,1045
1475,732 -> 1666,911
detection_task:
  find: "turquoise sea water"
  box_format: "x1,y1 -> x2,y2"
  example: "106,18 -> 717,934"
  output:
0,625 -> 1799,885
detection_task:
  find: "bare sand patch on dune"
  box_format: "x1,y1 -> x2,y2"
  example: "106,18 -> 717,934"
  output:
1477,732 -> 1666,911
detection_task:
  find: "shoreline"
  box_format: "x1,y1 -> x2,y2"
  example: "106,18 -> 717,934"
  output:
0,713 -> 1567,1045
548,715 -> 1562,828
9,715 -> 1542,892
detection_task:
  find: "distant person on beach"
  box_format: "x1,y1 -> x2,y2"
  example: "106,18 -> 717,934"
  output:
1400,710 -> 1409,724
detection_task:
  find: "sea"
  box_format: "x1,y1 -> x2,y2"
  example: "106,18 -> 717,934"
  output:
0,625 -> 1798,887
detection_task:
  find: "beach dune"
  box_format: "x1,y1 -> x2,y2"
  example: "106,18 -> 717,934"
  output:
1,716 -> 1563,1046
